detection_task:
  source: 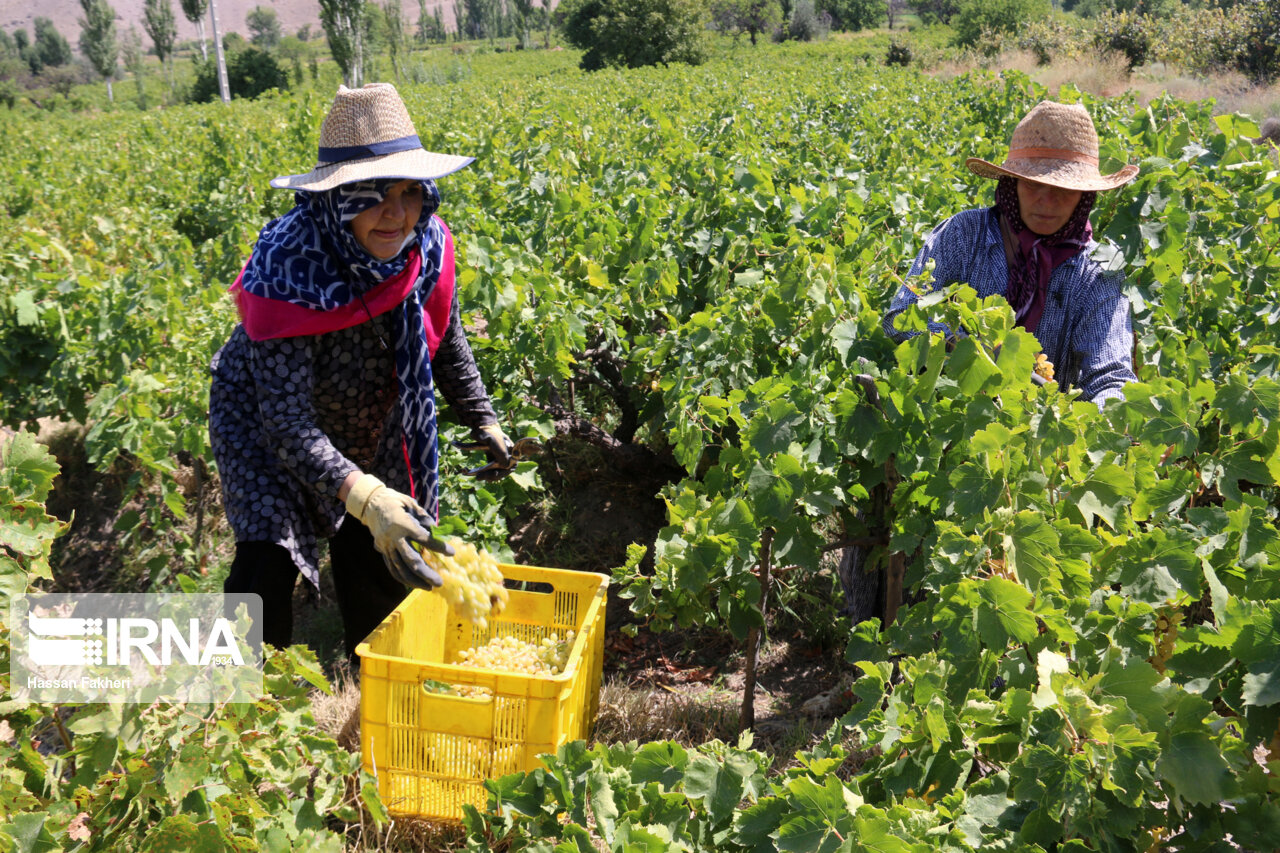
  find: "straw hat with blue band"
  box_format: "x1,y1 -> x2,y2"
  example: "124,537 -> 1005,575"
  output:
269,83 -> 475,191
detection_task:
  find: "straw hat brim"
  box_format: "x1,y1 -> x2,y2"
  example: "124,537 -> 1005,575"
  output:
966,156 -> 1138,192
270,148 -> 476,191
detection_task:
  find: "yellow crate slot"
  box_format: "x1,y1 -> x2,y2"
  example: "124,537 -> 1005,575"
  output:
356,563 -> 608,822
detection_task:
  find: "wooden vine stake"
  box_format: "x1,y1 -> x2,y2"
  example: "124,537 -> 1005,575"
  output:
881,456 -> 905,627
740,527 -> 774,733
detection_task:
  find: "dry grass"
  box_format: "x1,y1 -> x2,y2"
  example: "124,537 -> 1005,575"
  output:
593,676 -> 743,745
932,48 -> 1280,124
310,661 -> 363,750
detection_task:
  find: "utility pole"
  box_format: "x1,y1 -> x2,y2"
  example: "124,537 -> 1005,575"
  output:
208,0 -> 230,103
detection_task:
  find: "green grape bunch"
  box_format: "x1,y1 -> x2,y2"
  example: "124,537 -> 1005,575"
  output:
413,538 -> 510,629
455,631 -> 577,677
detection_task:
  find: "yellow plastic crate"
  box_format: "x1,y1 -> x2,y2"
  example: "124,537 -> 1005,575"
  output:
356,563 -> 608,821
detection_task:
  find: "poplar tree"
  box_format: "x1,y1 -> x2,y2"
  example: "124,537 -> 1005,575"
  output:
142,0 -> 177,90
78,0 -> 119,101
383,0 -> 406,83
179,0 -> 210,61
319,0 -> 366,87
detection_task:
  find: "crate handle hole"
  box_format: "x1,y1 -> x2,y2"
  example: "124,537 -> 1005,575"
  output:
504,579 -> 554,594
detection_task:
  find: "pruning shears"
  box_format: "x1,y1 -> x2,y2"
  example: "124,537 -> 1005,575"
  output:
452,437 -> 542,477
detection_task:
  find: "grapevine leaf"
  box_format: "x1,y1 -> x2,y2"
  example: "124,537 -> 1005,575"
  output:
947,462 -> 1004,519
1002,511 -> 1060,595
1117,528 -> 1200,605
361,777 -> 390,825
1132,468 -> 1194,520
1098,660 -> 1170,728
611,822 -> 670,852
849,811 -> 916,852
1066,463 -> 1133,530
732,797 -> 790,850
1214,373 -> 1280,430
0,501 -> 65,564
775,776 -> 856,853
1,813 -> 54,853
139,814 -> 225,851
162,743 -> 210,801
1242,664 -> 1280,707
994,328 -> 1036,384
1156,730 -> 1235,805
587,767 -> 619,844
630,741 -> 689,790
683,753 -> 748,828
831,319 -> 859,366
11,290 -> 39,326
0,433 -> 61,503
747,400 -> 804,457
949,336 -> 1001,396
974,579 -> 1039,647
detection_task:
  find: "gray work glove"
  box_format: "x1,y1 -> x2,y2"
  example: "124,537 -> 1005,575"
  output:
345,474 -> 454,590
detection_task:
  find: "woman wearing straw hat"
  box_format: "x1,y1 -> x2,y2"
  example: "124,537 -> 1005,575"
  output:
882,100 -> 1140,405
209,83 -> 513,656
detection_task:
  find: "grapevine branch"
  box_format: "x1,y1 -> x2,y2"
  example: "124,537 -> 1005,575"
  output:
740,526 -> 773,734
531,398 -> 681,479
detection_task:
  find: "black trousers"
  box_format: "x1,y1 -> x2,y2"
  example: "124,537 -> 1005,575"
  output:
223,514 -> 409,660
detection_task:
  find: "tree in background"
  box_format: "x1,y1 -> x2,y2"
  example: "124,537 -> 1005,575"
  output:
276,34 -> 310,83
560,0 -> 710,69
953,0 -> 1049,48
818,0 -> 881,31
382,0 -> 407,83
509,0 -> 534,47
362,3 -> 387,82
13,29 -> 30,61
143,0 -> 177,90
320,0 -> 367,86
710,0 -> 782,45
913,0 -> 959,25
1068,0 -> 1177,17
121,24 -> 146,108
179,0 -> 209,60
247,6 -> 282,48
78,0 -> 119,102
787,0 -> 829,39
453,0 -> 466,38
885,0 -> 905,29
191,44 -> 286,100
1234,0 -> 1279,83
459,0 -> 492,40
26,18 -> 74,75
417,0 -> 447,42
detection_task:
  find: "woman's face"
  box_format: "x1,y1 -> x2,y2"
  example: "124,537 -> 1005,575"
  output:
350,179 -> 424,260
1016,178 -> 1082,236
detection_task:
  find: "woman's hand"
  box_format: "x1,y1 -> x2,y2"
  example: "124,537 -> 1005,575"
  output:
471,424 -> 515,481
344,474 -> 453,590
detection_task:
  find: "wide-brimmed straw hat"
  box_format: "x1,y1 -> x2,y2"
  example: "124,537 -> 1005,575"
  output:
1253,117 -> 1280,146
270,83 -> 474,191
966,100 -> 1139,192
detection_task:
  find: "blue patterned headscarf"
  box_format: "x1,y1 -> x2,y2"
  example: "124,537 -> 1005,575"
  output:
242,179 -> 447,519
